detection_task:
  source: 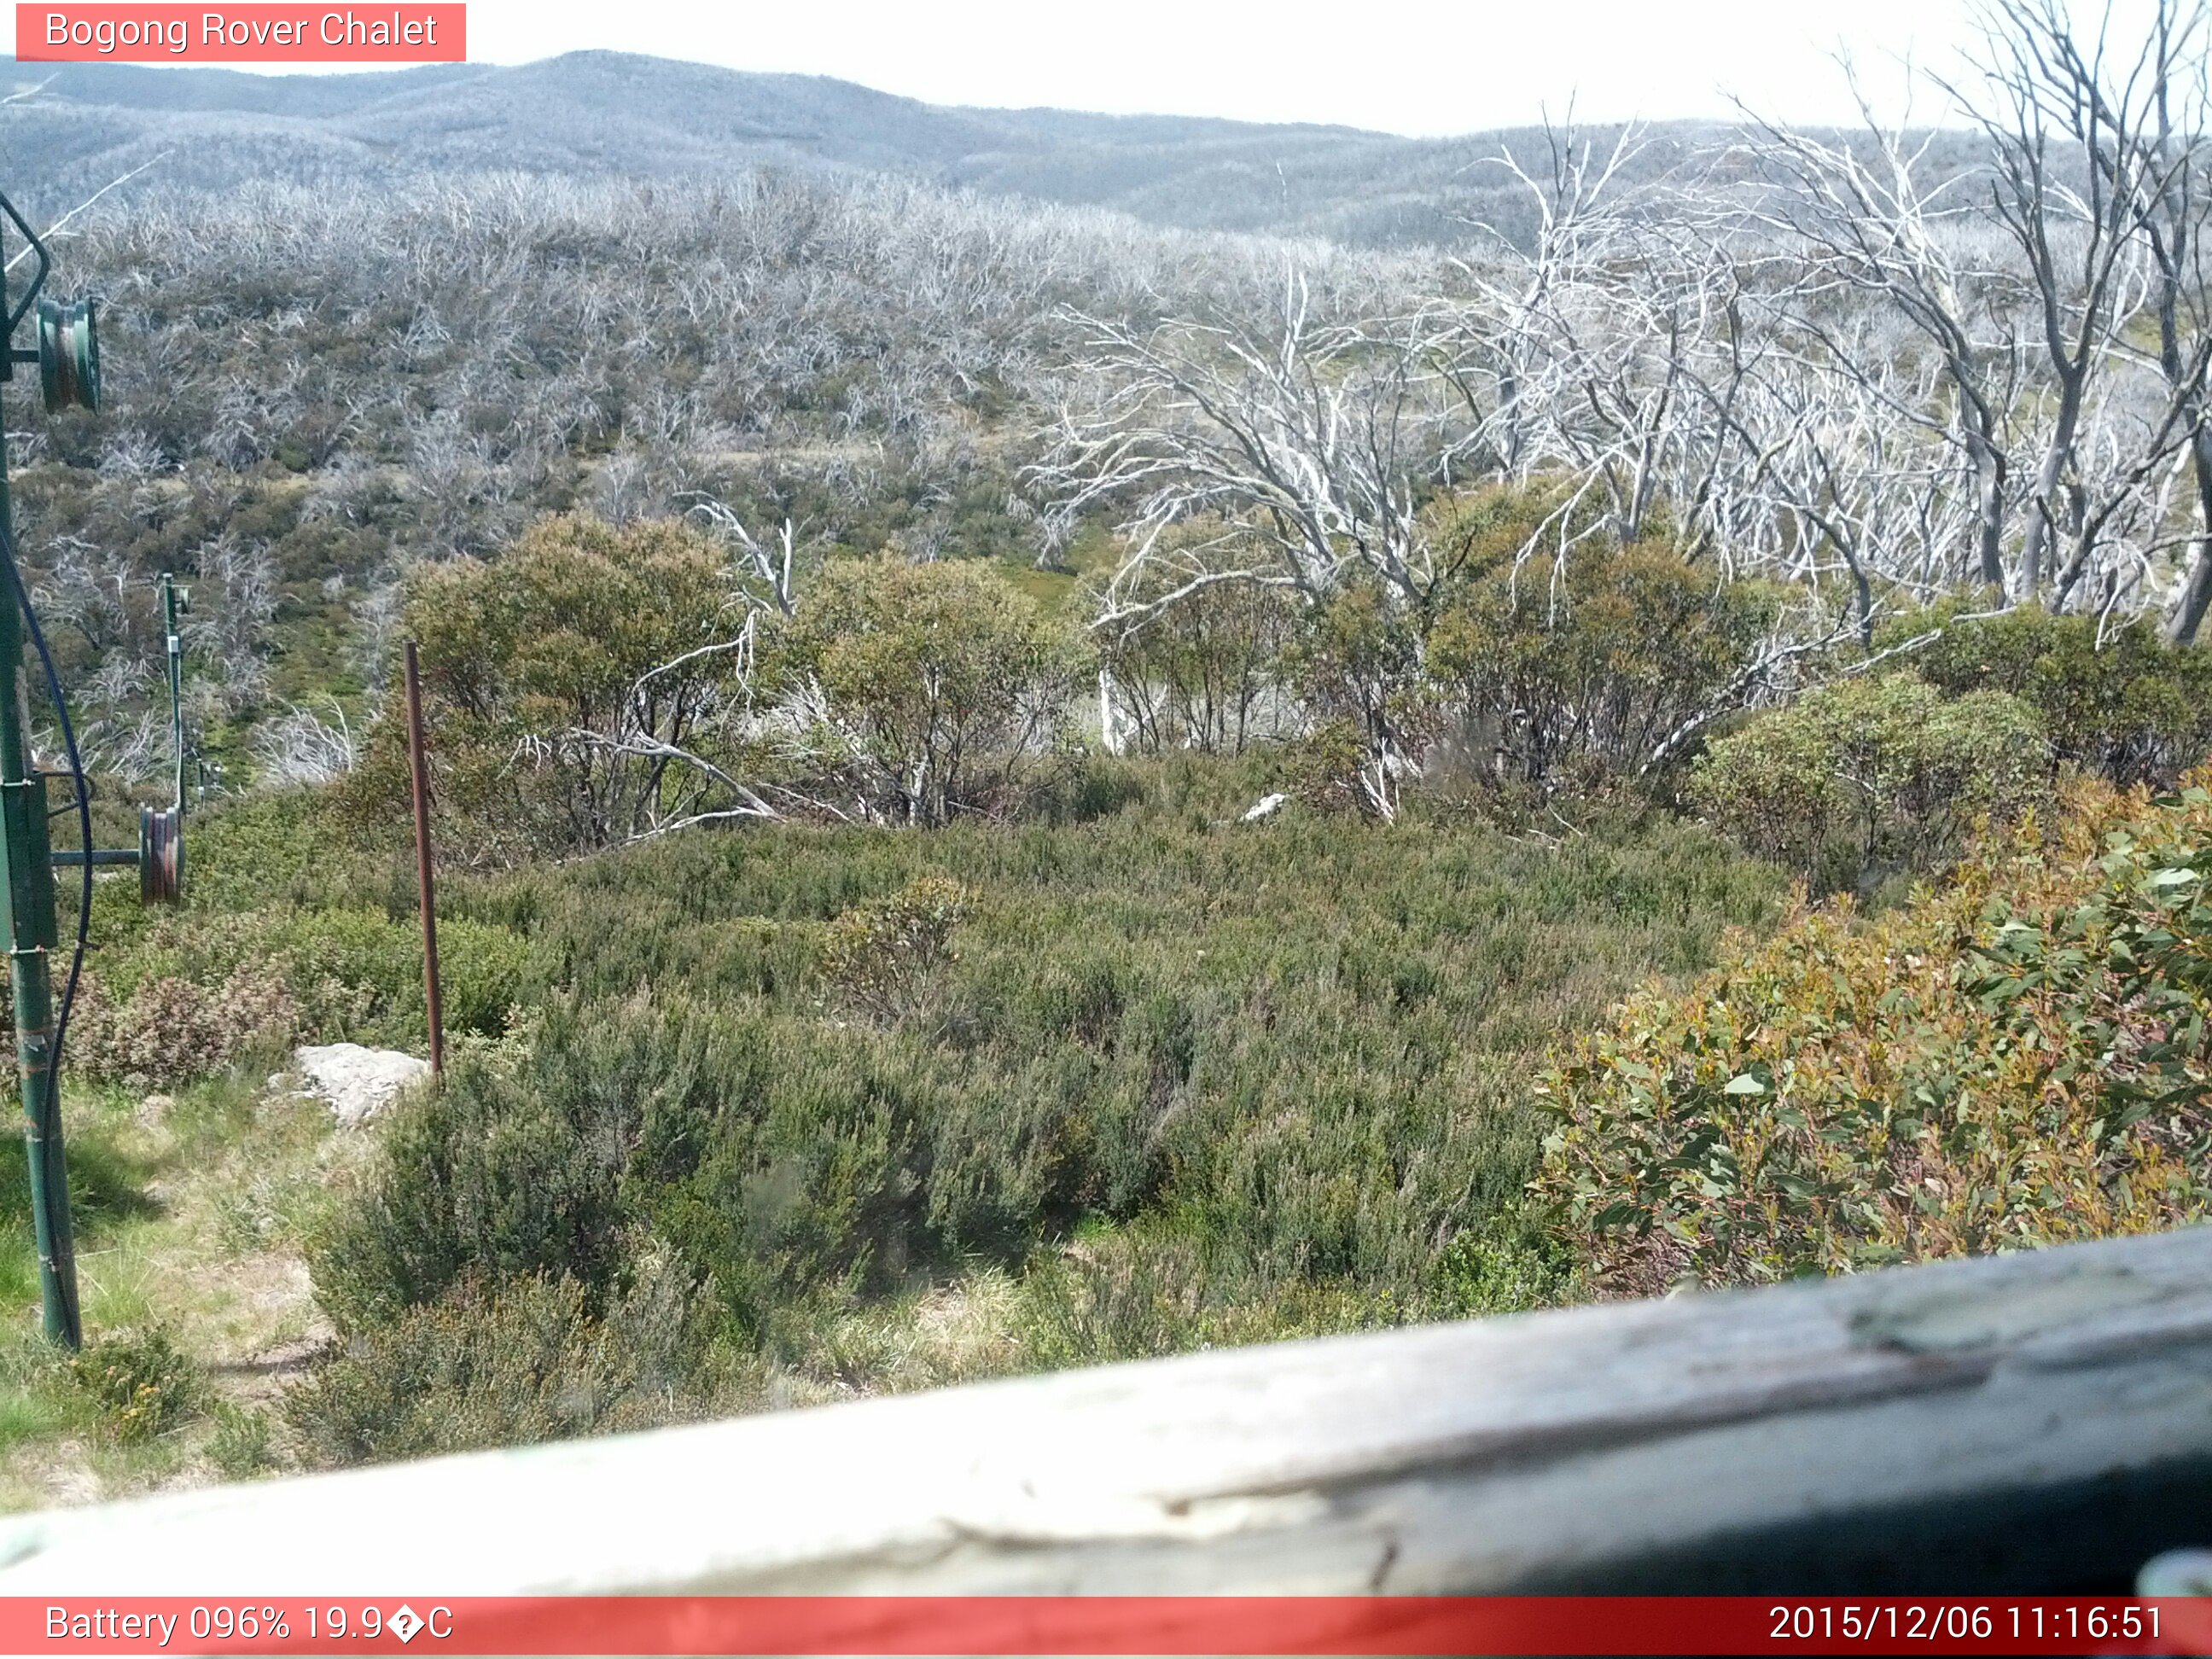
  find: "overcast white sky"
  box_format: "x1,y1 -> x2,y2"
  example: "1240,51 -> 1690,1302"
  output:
459,0 -> 1989,135
11,0 -> 2006,133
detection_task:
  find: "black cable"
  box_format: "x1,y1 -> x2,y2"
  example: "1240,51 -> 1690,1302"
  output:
0,515 -> 93,1154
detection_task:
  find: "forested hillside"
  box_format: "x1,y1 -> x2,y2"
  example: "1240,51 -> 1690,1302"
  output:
0,51 -> 1636,246
14,167 -> 1305,783
7,1 -> 2212,1506
1,52 -> 2000,246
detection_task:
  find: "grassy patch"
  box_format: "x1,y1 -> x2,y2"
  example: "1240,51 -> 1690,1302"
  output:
0,1064 -> 350,1511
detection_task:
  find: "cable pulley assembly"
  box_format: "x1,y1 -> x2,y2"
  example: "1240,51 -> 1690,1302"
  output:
139,806 -> 182,906
35,297 -> 97,414
0,185 -> 162,1348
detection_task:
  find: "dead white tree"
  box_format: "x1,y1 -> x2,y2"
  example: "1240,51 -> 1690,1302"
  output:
1032,276 -> 1482,818
1449,123 -> 1746,553
1973,0 -> 2212,642
251,699 -> 358,786
1941,0 -> 2192,602
1033,275 -> 1477,625
1738,6 -> 2212,631
1446,120 -> 1658,491
1744,91 -> 2031,598
685,496 -> 802,616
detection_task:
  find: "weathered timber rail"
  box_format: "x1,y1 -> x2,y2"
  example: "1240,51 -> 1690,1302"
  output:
5,1225 -> 2212,1594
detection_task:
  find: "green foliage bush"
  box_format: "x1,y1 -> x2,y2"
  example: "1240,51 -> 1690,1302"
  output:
1009,1227 -> 1213,1367
299,765 -> 1782,1441
1268,719 -> 1360,818
1091,522 -> 1297,755
1906,605 -> 2212,786
69,1325 -> 205,1443
1263,488 -> 1782,811
1422,490 -> 1781,786
183,789 -> 388,914
308,1021 -> 635,1333
288,1254 -> 702,1466
819,871 -> 972,1023
207,1402 -> 280,1479
345,514 -> 755,864
1427,1215 -> 1576,1317
5,738 -> 540,1096
1689,674 -> 2048,890
783,556 -> 1080,826
36,897 -> 538,1095
314,992 -> 953,1342
1283,584 -> 1437,817
67,963 -> 298,1091
1537,775 -> 2212,1296
1008,1224 -> 1412,1367
109,905 -> 536,1051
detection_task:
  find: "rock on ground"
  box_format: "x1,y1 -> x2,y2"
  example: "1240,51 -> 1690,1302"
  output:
291,1043 -> 431,1127
1241,792 -> 1289,823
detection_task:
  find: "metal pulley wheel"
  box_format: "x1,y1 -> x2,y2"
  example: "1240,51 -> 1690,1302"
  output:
139,805 -> 181,906
36,296 -> 97,414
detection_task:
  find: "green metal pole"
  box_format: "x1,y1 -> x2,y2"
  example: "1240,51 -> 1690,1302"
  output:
0,391 -> 79,1349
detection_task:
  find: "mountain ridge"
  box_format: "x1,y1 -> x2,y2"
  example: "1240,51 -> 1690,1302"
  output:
0,49 -> 1684,244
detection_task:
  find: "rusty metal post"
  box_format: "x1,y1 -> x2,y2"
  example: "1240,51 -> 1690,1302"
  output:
403,642 -> 443,1077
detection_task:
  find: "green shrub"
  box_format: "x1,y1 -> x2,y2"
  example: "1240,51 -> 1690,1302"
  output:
306,1027 -> 633,1332
253,908 -> 534,1044
1280,717 -> 1383,816
1282,584 -> 1436,819
1091,521 -> 1297,756
312,992 -> 940,1338
1689,674 -> 2047,889
1429,1215 -> 1575,1317
343,514 -> 760,864
67,962 -> 298,1091
300,762 -> 1784,1435
1906,605 -> 2212,786
1011,1227 -> 1211,1367
1537,774 -> 2212,1297
208,1402 -> 279,1479
96,904 -> 538,1054
1017,755 -> 1155,827
818,871 -> 971,1023
782,556 -> 1081,827
287,1258 -> 701,1467
1010,1222 -> 1411,1367
69,1325 -> 205,1443
185,788 -> 387,914
1423,498 -> 1782,787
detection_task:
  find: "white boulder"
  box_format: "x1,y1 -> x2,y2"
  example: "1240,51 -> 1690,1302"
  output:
292,1043 -> 432,1127
1240,792 -> 1289,823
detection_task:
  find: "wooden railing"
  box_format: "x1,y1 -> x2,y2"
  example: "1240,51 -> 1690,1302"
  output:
3,1225 -> 2210,1595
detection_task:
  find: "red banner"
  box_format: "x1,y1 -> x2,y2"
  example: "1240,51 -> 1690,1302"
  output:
15,5 -> 464,62
1,1597 -> 2205,1656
